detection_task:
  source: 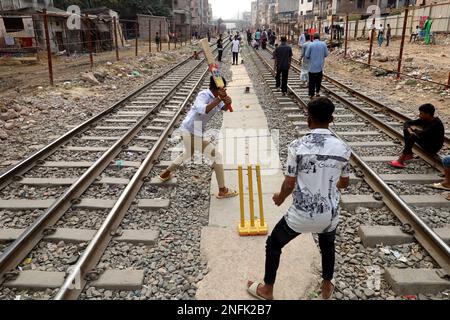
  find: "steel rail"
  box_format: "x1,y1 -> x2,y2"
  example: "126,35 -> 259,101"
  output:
54,42 -> 230,300
266,46 -> 447,171
251,47 -> 450,275
271,44 -> 450,146
0,41 -> 227,284
321,74 -> 450,146
0,57 -> 190,190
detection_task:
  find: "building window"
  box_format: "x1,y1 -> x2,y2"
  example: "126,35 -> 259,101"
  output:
3,17 -> 24,32
357,0 -> 365,8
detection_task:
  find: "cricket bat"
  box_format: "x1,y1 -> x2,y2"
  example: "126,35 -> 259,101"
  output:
199,38 -> 233,112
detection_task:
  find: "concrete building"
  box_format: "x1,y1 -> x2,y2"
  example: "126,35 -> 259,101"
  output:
251,1 -> 257,28
0,0 -> 53,11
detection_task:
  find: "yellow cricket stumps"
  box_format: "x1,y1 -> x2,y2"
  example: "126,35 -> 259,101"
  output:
238,164 -> 268,236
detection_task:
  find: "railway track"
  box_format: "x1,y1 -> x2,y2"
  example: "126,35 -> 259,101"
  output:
0,40 -> 230,300
248,45 -> 450,298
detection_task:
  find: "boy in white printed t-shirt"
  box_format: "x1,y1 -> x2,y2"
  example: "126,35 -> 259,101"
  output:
247,97 -> 351,300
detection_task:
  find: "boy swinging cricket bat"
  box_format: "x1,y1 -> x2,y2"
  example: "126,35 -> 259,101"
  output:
199,38 -> 233,112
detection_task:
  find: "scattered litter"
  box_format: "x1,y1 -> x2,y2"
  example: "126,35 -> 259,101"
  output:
132,71 -> 141,77
390,250 -> 401,259
23,258 -> 32,265
380,248 -> 390,254
116,160 -> 124,169
308,291 -> 319,299
398,256 -> 408,263
14,295 -> 21,300
106,61 -> 113,65
402,295 -> 417,300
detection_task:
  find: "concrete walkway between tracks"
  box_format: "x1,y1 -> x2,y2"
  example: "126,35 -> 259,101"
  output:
196,61 -> 321,300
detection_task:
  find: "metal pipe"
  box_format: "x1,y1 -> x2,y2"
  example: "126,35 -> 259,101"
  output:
113,17 -> 119,61
344,14 -> 349,58
397,8 -> 409,80
368,28 -> 374,65
43,9 -> 53,86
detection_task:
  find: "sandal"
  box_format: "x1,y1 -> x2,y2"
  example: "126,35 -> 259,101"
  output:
247,282 -> 268,300
216,188 -> 238,199
156,174 -> 173,182
320,279 -> 335,300
389,160 -> 406,168
429,182 -> 450,191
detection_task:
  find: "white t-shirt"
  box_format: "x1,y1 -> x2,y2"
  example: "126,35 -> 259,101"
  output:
180,89 -> 224,137
283,129 -> 351,233
231,40 -> 240,53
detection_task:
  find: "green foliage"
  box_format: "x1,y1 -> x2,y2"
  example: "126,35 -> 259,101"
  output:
53,0 -> 171,18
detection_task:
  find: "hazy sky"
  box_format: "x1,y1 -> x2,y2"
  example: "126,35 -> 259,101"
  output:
210,0 -> 252,20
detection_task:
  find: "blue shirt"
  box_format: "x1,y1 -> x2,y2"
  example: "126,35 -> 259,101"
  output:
305,40 -> 328,73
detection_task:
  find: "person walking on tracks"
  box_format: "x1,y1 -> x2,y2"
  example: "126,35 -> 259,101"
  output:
231,36 -> 240,65
156,76 -> 238,199
217,35 -> 223,62
247,97 -> 351,300
300,33 -> 311,87
390,103 -> 444,169
274,36 -> 292,96
305,33 -> 328,99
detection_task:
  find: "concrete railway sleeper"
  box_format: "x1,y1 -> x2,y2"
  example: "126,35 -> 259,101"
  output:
249,46 -> 450,297
0,40 -> 231,299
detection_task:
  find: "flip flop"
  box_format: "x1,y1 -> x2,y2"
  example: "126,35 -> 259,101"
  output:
430,182 -> 450,191
156,174 -> 173,182
389,160 -> 406,168
320,279 -> 335,300
247,282 -> 267,300
216,188 -> 238,199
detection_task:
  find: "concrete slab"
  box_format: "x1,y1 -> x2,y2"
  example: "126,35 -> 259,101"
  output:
385,268 -> 450,295
90,270 -> 145,290
358,226 -> 414,247
340,195 -> 384,209
197,62 -> 320,300
341,194 -> 450,209
116,229 -> 159,245
0,228 -> 159,244
196,227 -> 320,300
137,199 -> 170,209
210,169 -> 284,195
358,226 -> 450,247
3,271 -> 65,289
346,141 -> 396,147
18,177 -> 130,186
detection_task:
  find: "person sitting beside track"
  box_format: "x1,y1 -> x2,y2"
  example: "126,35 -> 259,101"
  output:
430,156 -> 450,198
390,103 -> 444,169
247,97 -> 351,300
156,76 -> 238,199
